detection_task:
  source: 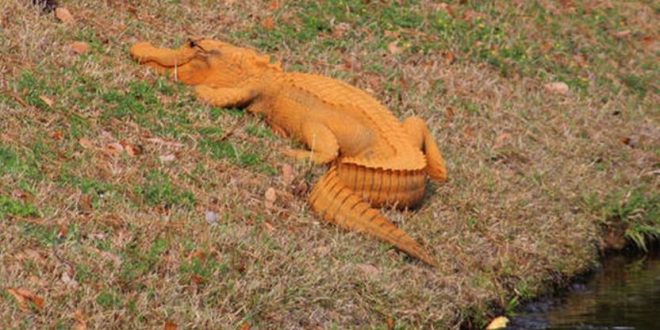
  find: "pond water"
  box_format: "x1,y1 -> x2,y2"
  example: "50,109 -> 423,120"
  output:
509,248 -> 660,329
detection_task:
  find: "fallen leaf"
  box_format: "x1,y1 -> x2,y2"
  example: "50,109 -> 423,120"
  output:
104,142 -> 124,157
61,271 -> 79,288
558,0 -> 574,9
544,82 -> 569,95
493,132 -> 511,149
205,210 -> 219,225
79,138 -> 94,149
641,35 -> 654,47
191,274 -> 205,285
12,189 -> 32,202
39,95 -> 54,107
613,30 -> 631,38
281,164 -> 295,186
356,263 -> 380,276
463,9 -> 485,22
73,310 -> 87,330
621,136 -> 638,148
58,223 -> 68,239
159,154 -> 176,162
239,322 -> 251,330
384,30 -> 399,38
386,316 -> 395,330
164,320 -> 177,330
486,316 -> 509,329
445,106 -> 455,121
265,187 -> 277,210
79,194 -> 94,214
387,41 -> 402,55
434,3 -> 454,16
50,130 -> 63,140
263,221 -> 275,232
261,17 -> 275,30
145,137 -> 184,148
267,0 -> 279,11
120,141 -> 142,156
442,51 -> 456,65
6,288 -> 44,311
69,42 -> 89,55
189,250 -> 206,261
332,22 -> 350,38
55,7 -> 75,24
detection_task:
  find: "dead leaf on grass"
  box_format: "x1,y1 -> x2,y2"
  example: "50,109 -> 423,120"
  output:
493,132 -> 511,149
265,187 -> 277,210
261,17 -> 275,30
544,82 -> 569,95
12,189 -> 32,202
281,164 -> 295,186
145,137 -> 185,148
69,42 -> 90,55
6,288 -> 44,311
191,274 -> 205,285
164,320 -> 178,330
267,0 -> 280,10
442,51 -> 456,65
50,130 -> 63,140
621,136 -> 639,148
332,22 -> 350,38
55,7 -> 75,24
61,270 -> 79,288
58,223 -> 68,239
387,41 -> 402,55
79,194 -> 94,214
263,221 -> 275,232
159,154 -> 176,162
103,142 -> 124,157
434,3 -> 454,16
356,263 -> 380,276
205,210 -> 219,225
386,316 -> 395,330
39,95 -> 54,107
120,141 -> 142,156
445,106 -> 455,121
79,138 -> 94,149
73,309 -> 87,330
613,30 -> 631,38
486,316 -> 509,329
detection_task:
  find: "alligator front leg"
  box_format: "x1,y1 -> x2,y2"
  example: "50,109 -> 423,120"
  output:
195,85 -> 258,108
403,116 -> 448,182
283,121 -> 339,164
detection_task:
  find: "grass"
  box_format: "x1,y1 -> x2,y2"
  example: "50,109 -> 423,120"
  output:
0,0 -> 658,328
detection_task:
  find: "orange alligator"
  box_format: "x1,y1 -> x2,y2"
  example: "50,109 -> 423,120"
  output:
130,39 -> 447,266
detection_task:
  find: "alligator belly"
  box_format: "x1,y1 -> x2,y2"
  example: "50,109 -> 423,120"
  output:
336,163 -> 426,208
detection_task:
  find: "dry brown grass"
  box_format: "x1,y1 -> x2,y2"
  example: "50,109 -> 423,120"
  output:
1,0 -> 658,328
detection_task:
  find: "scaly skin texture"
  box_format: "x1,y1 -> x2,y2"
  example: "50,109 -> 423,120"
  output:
130,39 -> 448,266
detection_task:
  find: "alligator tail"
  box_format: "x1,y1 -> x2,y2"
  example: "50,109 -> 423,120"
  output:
309,166 -> 436,266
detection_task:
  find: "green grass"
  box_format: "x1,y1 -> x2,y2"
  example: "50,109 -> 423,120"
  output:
135,170 -> 195,209
0,196 -> 39,219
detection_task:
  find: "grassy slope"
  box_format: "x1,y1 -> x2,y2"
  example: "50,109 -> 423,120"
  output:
1,0 -> 658,328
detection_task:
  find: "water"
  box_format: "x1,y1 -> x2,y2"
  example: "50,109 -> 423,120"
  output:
510,249 -> 660,329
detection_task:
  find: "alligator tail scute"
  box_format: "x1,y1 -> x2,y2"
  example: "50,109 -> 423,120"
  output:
310,167 -> 436,266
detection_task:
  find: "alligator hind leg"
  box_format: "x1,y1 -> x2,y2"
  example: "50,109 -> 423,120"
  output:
403,116 -> 447,182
